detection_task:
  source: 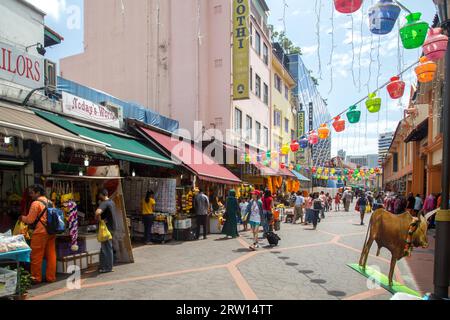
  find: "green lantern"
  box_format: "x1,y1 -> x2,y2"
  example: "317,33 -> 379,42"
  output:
346,105 -> 361,124
296,164 -> 301,171
343,169 -> 349,175
263,160 -> 270,166
266,151 -> 271,159
245,153 -> 251,163
366,93 -> 381,113
400,12 -> 429,50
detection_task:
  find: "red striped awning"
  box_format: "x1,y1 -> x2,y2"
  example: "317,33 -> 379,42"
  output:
138,127 -> 241,185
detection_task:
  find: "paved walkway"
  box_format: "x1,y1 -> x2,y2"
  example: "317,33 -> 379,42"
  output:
27,210 -> 426,300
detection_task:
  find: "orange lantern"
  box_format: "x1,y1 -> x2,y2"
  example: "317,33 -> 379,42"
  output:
415,56 -> 437,83
332,116 -> 346,133
318,124 -> 330,139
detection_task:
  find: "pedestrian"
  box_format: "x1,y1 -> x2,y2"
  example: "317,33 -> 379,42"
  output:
334,193 -> 341,211
262,189 -> 274,236
246,190 -> 263,251
293,191 -> 305,224
406,192 -> 416,216
366,192 -> 374,213
357,194 -> 368,226
193,188 -> 210,240
414,194 -> 423,216
373,194 -> 383,211
95,189 -> 118,274
239,198 -> 249,231
326,193 -> 333,213
343,189 -> 352,212
319,191 -> 326,219
303,193 -> 313,225
311,193 -> 323,230
423,193 -> 437,228
141,190 -> 156,245
20,185 -> 56,284
222,190 -> 239,239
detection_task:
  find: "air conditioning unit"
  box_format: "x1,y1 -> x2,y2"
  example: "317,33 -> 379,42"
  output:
44,59 -> 57,92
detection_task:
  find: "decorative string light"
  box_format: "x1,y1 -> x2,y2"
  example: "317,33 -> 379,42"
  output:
315,0 -> 323,79
329,0 -> 335,94
351,14 -> 357,87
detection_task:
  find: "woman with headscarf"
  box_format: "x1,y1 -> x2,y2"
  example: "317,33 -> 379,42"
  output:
222,190 -> 239,239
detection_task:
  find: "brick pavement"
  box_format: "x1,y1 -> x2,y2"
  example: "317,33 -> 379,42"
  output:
26,210 -> 431,300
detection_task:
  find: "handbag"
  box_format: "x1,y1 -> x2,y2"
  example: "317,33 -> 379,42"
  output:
97,220 -> 112,242
355,203 -> 360,212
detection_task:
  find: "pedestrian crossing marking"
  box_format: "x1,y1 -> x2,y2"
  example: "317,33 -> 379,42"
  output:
348,263 -> 421,297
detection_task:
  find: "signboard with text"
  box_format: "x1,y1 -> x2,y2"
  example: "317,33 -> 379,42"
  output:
0,41 -> 44,89
62,92 -> 123,129
233,0 -> 250,100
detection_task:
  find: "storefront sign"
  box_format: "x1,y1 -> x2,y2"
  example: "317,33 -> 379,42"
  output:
233,0 -> 250,100
62,92 -> 123,129
0,41 -> 44,89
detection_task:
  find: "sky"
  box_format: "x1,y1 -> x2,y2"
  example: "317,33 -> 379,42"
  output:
27,0 -> 437,158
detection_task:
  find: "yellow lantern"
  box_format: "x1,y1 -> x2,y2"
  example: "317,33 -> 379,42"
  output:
281,144 -> 290,155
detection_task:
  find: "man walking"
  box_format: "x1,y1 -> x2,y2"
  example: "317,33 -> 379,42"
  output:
293,191 -> 305,224
95,189 -> 118,274
194,188 -> 210,240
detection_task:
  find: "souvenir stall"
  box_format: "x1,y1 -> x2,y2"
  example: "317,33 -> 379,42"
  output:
43,165 -> 134,274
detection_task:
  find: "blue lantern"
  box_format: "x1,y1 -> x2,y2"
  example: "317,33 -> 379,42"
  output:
368,0 -> 401,35
299,138 -> 309,149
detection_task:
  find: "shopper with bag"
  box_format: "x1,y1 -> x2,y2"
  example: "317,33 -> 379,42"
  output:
141,190 -> 156,245
261,189 -> 274,236
20,185 -> 57,284
246,190 -> 263,251
95,189 -> 117,274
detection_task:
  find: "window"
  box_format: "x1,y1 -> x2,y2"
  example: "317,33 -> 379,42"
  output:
291,130 -> 296,142
263,127 -> 269,147
234,108 -> 242,135
285,85 -> 289,100
263,43 -> 269,65
274,110 -> 281,127
255,31 -> 261,56
255,74 -> 261,98
285,118 -> 289,133
256,121 -> 261,145
393,152 -> 399,173
246,115 -> 253,140
274,74 -> 282,92
263,83 -> 269,105
250,68 -> 253,91
250,23 -> 253,45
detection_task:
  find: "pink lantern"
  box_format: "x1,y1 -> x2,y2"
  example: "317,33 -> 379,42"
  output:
386,76 -> 405,99
334,0 -> 363,14
309,132 -> 319,145
423,27 -> 449,61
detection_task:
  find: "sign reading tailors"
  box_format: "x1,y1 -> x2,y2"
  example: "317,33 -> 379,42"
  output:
0,41 -> 44,89
62,92 -> 123,129
233,0 -> 250,100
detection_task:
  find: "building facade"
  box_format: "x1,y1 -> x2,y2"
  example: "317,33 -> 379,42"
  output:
378,132 -> 394,166
346,154 -> 379,168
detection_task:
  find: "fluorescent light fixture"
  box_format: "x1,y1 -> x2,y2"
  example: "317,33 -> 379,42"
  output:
4,136 -> 12,144
132,170 -> 136,177
79,170 -> 84,176
84,156 -> 90,167
0,160 -> 27,166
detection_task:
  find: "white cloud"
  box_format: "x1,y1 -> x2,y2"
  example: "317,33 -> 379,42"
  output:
302,45 -> 318,56
25,0 -> 67,21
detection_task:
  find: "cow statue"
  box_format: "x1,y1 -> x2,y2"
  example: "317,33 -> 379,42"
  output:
359,209 -> 429,287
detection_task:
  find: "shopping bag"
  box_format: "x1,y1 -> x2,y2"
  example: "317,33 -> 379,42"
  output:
97,220 -> 112,242
13,220 -> 30,241
366,205 -> 372,214
355,204 -> 360,212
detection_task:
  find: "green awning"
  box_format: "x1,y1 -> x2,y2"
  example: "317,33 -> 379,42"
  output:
35,110 -> 176,168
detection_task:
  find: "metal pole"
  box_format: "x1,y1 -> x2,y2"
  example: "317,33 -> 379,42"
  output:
434,26 -> 450,299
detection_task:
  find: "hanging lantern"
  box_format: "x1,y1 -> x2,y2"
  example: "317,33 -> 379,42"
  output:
263,160 -> 270,167
366,93 -> 382,113
281,144 -> 290,155
399,12 -> 429,50
332,116 -> 346,133
318,124 -> 330,139
272,151 -> 279,158
290,141 -> 300,152
296,164 -> 302,171
386,76 -> 405,99
423,27 -> 449,61
289,164 -> 294,170
333,0 -> 363,14
415,56 -> 437,83
299,138 -> 309,149
245,153 -> 251,163
309,132 -> 319,145
368,0 -> 401,35
312,167 -> 317,173
331,168 -> 336,175
266,151 -> 271,159
280,163 -> 286,169
346,105 -> 361,124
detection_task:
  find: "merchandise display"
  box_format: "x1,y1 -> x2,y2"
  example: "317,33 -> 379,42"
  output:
0,234 -> 30,253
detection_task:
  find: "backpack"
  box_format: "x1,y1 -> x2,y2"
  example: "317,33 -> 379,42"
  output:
33,200 -> 66,235
359,197 -> 367,206
266,231 -> 281,246
313,199 -> 323,210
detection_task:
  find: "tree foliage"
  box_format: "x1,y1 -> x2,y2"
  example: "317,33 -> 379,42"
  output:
268,25 -> 302,55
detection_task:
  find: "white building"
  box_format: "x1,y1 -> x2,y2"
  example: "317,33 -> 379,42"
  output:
379,132 -> 394,165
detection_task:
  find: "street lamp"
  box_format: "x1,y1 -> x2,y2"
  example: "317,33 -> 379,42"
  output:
433,0 -> 450,299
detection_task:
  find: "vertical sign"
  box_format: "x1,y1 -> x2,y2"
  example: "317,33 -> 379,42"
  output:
233,0 -> 250,100
297,111 -> 305,138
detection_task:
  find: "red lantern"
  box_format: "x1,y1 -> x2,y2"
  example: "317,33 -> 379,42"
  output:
280,163 -> 286,169
386,76 -> 405,99
334,0 -> 363,14
312,167 -> 317,173
290,141 -> 300,152
332,116 -> 346,133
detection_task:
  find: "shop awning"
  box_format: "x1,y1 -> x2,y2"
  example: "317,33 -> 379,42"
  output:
253,162 -> 280,177
278,167 -> 296,178
0,102 -> 105,154
290,170 -> 311,182
35,110 -> 177,168
136,127 -> 241,185
404,119 -> 428,143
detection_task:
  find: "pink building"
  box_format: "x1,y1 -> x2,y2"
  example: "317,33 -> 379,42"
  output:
61,0 -> 272,149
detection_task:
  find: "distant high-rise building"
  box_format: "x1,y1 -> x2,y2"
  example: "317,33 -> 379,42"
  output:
337,149 -> 346,160
346,154 -> 379,168
379,132 -> 394,165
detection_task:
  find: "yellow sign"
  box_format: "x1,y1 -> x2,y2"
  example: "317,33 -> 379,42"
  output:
298,111 -> 305,137
233,0 -> 250,100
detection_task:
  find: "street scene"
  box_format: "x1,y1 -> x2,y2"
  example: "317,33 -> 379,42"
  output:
0,0 -> 449,302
